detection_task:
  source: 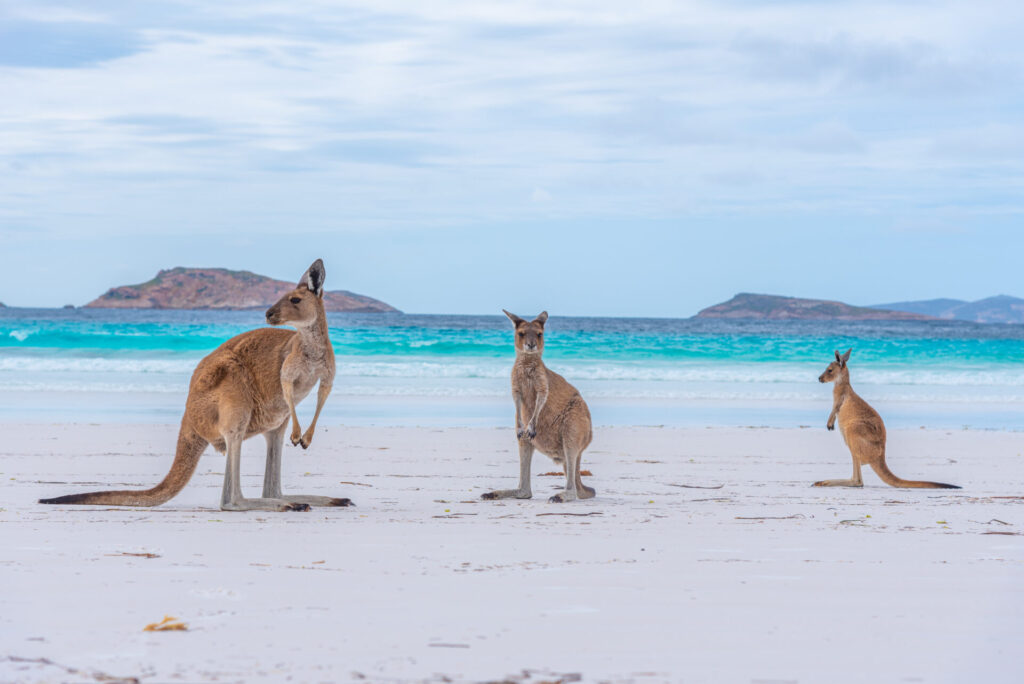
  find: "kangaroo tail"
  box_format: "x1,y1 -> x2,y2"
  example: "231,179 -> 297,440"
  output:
870,461 -> 960,490
39,422 -> 208,506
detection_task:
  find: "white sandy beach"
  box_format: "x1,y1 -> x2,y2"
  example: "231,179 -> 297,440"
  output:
2,423 -> 1022,683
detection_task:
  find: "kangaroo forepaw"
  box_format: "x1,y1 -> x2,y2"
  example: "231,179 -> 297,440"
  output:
826,423 -> 835,431
515,427 -> 526,440
290,432 -> 303,446
526,425 -> 537,439
548,491 -> 578,503
328,498 -> 352,507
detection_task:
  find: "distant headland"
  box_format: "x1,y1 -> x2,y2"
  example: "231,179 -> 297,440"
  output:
698,293 -> 1024,323
696,293 -> 931,321
85,267 -> 399,313
869,295 -> 1024,324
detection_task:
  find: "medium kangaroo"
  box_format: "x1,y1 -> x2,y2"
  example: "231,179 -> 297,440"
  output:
482,310 -> 595,503
40,259 -> 350,512
816,348 -> 959,489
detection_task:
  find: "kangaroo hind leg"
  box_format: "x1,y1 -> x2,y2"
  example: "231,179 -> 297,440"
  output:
575,451 -> 595,499
261,423 -> 352,507
220,428 -> 309,512
482,440 -> 534,500
549,444 -> 582,503
813,452 -> 864,488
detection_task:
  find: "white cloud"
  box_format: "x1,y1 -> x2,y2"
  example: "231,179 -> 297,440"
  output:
2,0 -> 1023,241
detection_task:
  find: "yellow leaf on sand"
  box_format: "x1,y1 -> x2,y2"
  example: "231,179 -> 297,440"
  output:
143,615 -> 188,632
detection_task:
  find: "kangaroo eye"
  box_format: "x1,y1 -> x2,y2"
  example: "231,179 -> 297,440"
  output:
290,297 -> 302,304
518,331 -> 524,337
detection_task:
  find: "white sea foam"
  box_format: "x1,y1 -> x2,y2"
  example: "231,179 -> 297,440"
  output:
3,354 -> 1024,384
331,360 -> 1024,388
0,380 -> 187,394
0,357 -> 198,374
3,353 -> 1024,400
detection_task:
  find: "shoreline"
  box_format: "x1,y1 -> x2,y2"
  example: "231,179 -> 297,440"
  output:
3,423 -> 1021,683
1,389 -> 1022,431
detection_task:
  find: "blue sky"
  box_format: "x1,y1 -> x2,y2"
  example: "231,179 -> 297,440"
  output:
2,1 -> 1023,316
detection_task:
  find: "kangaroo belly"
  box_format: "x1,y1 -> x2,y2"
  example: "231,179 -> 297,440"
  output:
532,432 -> 566,461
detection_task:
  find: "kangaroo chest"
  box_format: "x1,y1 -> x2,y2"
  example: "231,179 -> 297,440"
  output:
512,365 -> 547,411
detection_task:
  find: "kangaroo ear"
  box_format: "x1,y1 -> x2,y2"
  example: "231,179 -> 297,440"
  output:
835,350 -> 842,363
534,311 -> 548,325
840,348 -> 852,366
301,259 -> 325,298
503,309 -> 525,327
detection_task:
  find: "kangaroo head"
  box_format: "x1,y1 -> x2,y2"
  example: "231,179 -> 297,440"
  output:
503,309 -> 548,355
819,348 -> 852,383
266,259 -> 326,327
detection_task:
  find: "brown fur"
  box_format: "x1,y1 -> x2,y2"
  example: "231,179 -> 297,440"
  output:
40,259 -> 351,511
815,349 -> 959,489
482,310 -> 595,503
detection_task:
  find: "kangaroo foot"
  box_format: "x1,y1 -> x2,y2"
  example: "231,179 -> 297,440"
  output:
481,488 -> 532,500
283,495 -> 353,507
812,479 -> 863,487
221,497 -> 311,512
548,490 -> 578,503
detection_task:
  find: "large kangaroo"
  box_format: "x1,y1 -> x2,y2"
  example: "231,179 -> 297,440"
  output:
815,348 -> 959,489
482,310 -> 595,503
40,259 -> 350,512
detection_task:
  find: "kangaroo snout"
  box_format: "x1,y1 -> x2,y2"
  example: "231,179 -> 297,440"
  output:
265,305 -> 280,325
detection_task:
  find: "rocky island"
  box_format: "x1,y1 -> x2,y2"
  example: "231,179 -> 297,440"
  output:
872,295 -> 1024,324
86,267 -> 398,313
696,293 -> 932,321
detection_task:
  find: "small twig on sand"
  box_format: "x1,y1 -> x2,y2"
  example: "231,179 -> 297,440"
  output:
536,512 -> 603,517
982,531 -> 1022,536
1,656 -> 139,684
668,483 -> 724,489
735,514 -> 805,520
428,643 -> 470,648
105,552 -> 160,559
339,481 -> 374,487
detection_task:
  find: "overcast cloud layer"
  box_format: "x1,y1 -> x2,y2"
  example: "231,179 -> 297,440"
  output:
2,1 -> 1023,315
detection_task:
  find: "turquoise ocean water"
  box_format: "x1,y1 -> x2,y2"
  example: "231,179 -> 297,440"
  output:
2,308 -> 1024,428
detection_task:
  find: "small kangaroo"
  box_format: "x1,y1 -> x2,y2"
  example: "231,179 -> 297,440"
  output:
40,259 -> 350,512
816,348 -> 959,489
482,310 -> 595,503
